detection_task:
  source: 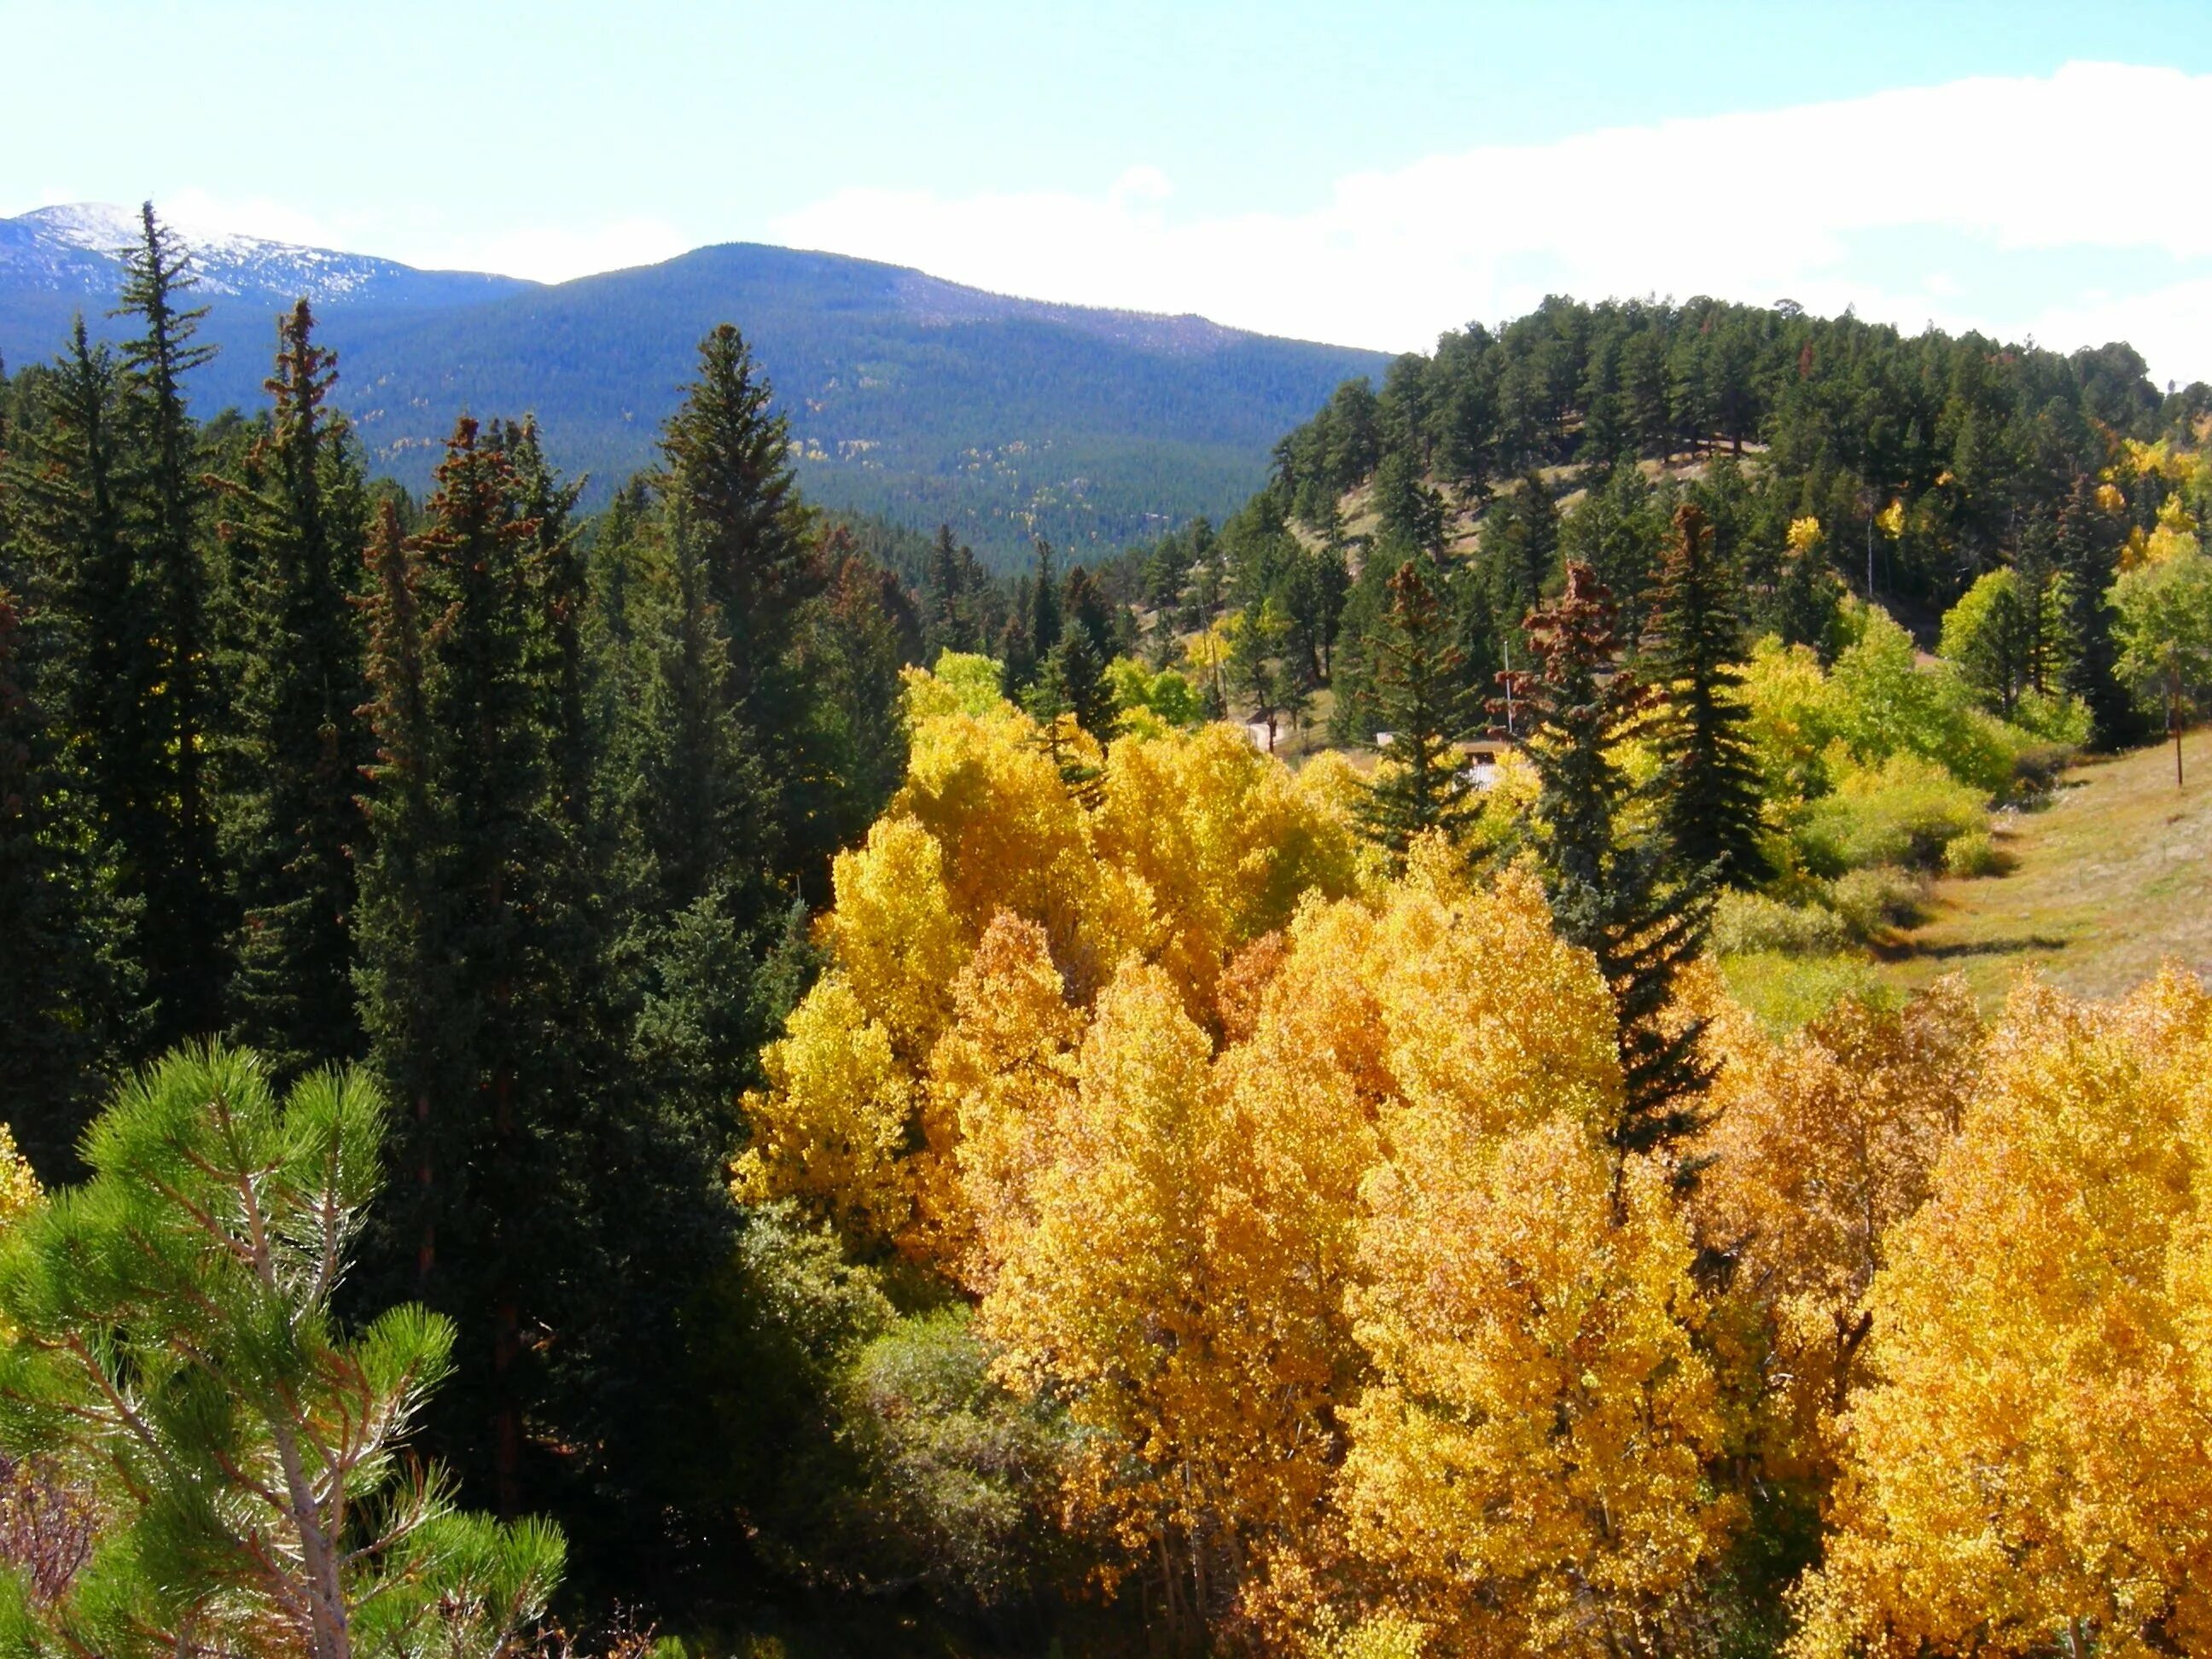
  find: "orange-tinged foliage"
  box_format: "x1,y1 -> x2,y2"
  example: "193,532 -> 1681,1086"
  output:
1688,971 -> 1983,1474
741,669 -> 1362,1254
1342,1118 -> 1738,1656
1792,969 -> 2212,1658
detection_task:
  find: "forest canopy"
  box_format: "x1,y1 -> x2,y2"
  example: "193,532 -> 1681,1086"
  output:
2,203 -> 2210,1657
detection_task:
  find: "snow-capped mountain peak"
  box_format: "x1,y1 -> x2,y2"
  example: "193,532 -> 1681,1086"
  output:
0,202 -> 533,311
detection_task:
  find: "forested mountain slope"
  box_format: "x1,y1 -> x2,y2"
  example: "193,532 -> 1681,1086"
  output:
0,204 -> 1386,562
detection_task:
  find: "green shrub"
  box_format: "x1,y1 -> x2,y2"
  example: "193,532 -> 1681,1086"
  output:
2011,690 -> 2091,748
1709,891 -> 1853,958
1943,828 -> 2001,877
1826,866 -> 1929,938
1796,753 -> 1987,873
1719,951 -> 1898,1033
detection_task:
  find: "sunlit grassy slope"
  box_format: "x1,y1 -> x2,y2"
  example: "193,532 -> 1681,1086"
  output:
1881,732 -> 2212,1009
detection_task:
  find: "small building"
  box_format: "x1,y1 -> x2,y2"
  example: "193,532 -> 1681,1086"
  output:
1374,731 -> 1518,789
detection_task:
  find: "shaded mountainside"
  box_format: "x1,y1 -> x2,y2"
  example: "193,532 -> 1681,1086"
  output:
0,206 -> 1387,564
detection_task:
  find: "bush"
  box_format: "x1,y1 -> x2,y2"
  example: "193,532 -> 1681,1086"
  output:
1710,891 -> 1853,958
1719,951 -> 1898,1033
2011,690 -> 2091,748
841,1307 -> 1074,1609
1943,828 -> 2001,877
1825,867 -> 1929,938
1796,754 -> 1987,874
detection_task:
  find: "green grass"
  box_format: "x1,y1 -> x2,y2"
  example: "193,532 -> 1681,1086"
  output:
1877,731 -> 2212,1010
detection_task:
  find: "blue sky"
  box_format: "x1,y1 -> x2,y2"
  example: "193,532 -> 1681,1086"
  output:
10,2 -> 2212,377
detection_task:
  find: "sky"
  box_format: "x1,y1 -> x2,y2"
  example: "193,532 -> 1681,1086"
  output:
9,1 -> 2212,381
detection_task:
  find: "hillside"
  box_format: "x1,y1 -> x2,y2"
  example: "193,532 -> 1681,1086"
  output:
1881,735 -> 2212,1006
0,205 -> 1388,563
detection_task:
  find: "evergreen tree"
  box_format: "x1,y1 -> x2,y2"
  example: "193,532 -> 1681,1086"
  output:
635,498 -> 773,925
1647,504 -> 1768,887
1356,560 -> 1475,864
923,521 -> 982,655
216,301 -> 370,1077
1505,469 -> 1561,610
2053,477 -> 2139,748
1503,562 -> 1713,1152
0,1047 -> 566,1659
998,602 -> 1038,700
657,327 -> 825,878
0,580 -> 140,1179
115,202 -> 228,1045
9,324 -> 166,1068
354,418 -> 576,1517
1028,538 -> 1062,656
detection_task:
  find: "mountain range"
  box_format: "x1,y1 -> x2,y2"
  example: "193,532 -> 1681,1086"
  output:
0,203 -> 1388,564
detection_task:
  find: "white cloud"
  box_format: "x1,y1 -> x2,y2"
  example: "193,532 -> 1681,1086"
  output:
770,61 -> 2212,383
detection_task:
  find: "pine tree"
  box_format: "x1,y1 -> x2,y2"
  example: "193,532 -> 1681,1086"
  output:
216,301 -> 370,1077
923,521 -> 981,655
635,498 -> 771,923
656,326 -> 830,882
0,579 -> 141,1179
1029,538 -> 1062,657
2053,477 -> 2138,748
355,419 -> 562,1516
658,327 -> 814,704
0,1047 -> 566,1659
1648,504 -> 1768,887
9,324 -> 165,1071
998,602 -> 1038,700
1502,562 -> 1713,1152
115,202 -> 228,1045
1356,560 -> 1475,864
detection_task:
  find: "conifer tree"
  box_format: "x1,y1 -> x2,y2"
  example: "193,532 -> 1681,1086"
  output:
9,324 -> 163,1057
115,202 -> 227,1045
1028,538 -> 1062,657
635,499 -> 771,925
923,521 -> 983,655
1356,560 -> 1475,864
216,301 -> 370,1077
1647,504 -> 1767,887
658,327 -> 814,706
656,326 -> 828,880
355,418 -> 568,1517
0,1047 -> 565,1659
1503,562 -> 1713,1152
2053,476 -> 2138,748
0,581 -> 140,1179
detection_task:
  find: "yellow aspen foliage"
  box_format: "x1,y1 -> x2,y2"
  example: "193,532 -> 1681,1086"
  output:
1341,1115 -> 1738,1656
818,815 -> 970,1066
929,911 -> 1083,1281
733,972 -> 914,1245
1687,974 -> 1982,1473
980,955 -> 1371,1610
0,1126 -> 40,1226
1365,866 -> 1621,1143
1092,721 -> 1359,1016
1792,970 -> 2212,1659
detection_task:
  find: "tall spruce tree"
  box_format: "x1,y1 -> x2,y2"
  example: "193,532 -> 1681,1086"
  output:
1647,504 -> 1768,887
115,202 -> 228,1045
1504,562 -> 1713,1152
2053,476 -> 2139,748
217,301 -> 371,1077
9,324 -> 164,1079
0,578 -> 141,1180
1356,560 -> 1476,864
354,419 -> 574,1518
657,326 -> 826,882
